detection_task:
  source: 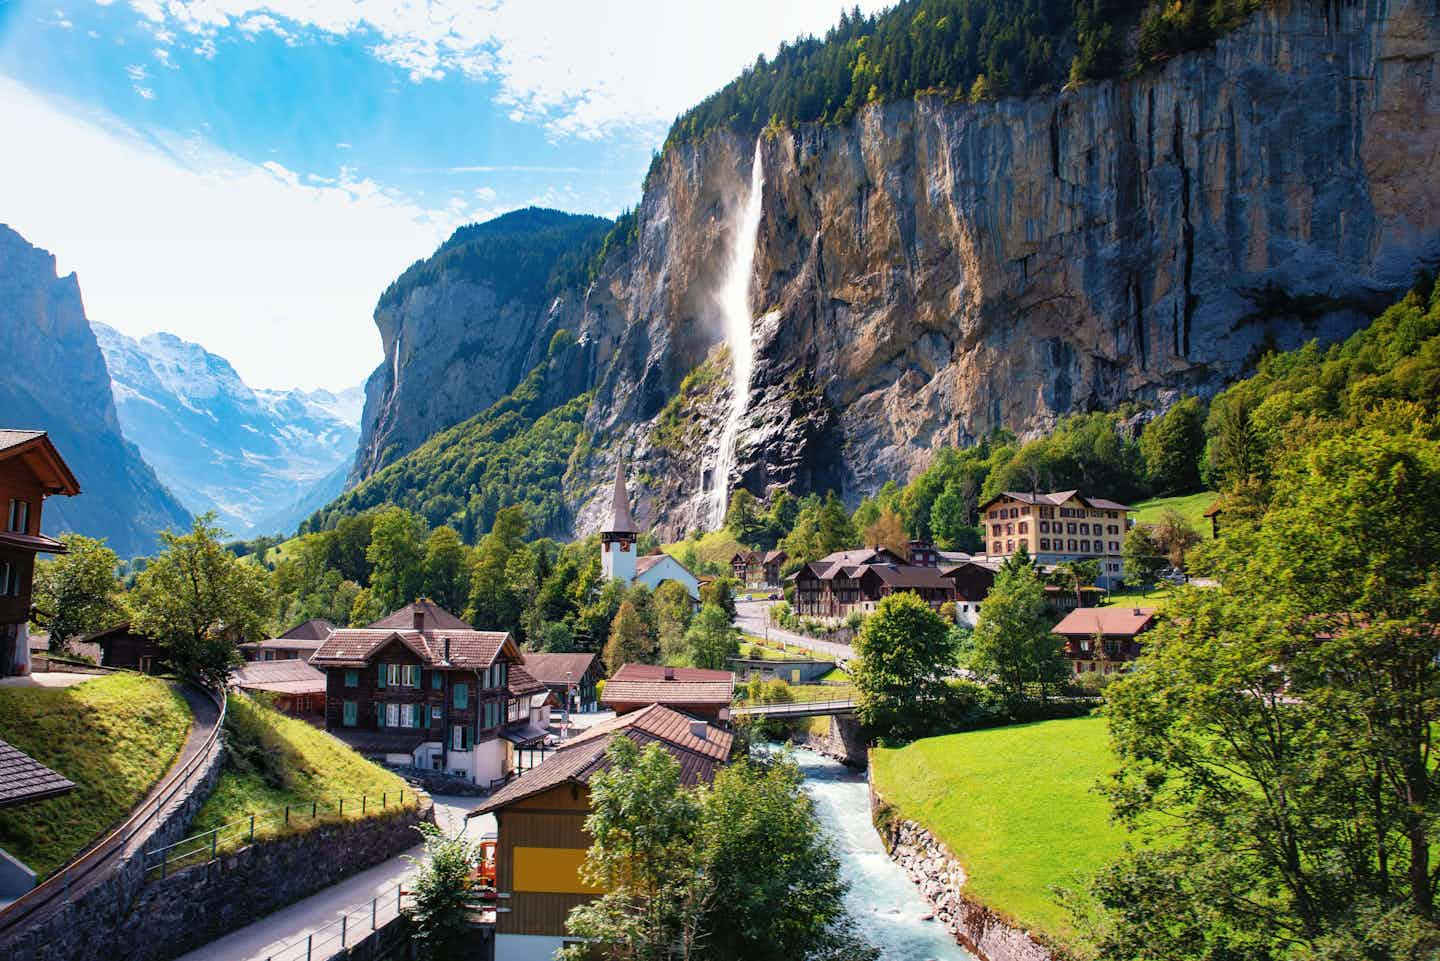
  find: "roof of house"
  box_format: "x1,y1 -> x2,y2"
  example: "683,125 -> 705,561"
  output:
0,530 -> 68,553
862,564 -> 956,590
601,663 -> 735,706
232,659 -> 327,695
311,626 -> 515,670
979,490 -> 1135,513
1203,501 -> 1223,517
1053,606 -> 1157,638
367,600 -> 472,632
602,459 -> 638,535
329,730 -> 429,756
279,618 -> 336,641
507,663 -> 548,697
763,550 -> 787,563
0,429 -> 80,497
470,704 -> 731,815
75,622 -> 144,645
239,637 -> 325,654
0,738 -> 75,807
635,553 -> 668,575
520,652 -> 600,686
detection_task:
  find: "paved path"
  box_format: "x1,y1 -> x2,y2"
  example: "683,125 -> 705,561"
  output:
732,697 -> 857,718
734,599 -> 855,665
175,795 -> 492,961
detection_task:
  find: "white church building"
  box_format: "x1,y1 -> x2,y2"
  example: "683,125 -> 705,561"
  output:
601,461 -> 701,601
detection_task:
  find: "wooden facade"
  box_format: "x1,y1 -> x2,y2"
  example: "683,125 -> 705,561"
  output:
82,624 -> 167,673
493,783 -> 597,937
791,547 -> 956,620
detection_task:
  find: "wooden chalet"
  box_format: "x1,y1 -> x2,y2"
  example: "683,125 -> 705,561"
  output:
729,549 -> 788,589
469,704 -> 734,961
519,652 -> 604,714
310,600 -> 540,787
77,622 -> 167,674
239,618 -> 335,662
1052,606 -> 1157,674
789,543 -> 955,620
232,659 -> 327,722
600,663 -> 735,721
0,430 -> 80,677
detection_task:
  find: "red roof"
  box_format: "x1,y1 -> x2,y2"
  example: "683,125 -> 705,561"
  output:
367,600 -> 473,631
603,663 -> 735,708
0,430 -> 80,497
1052,606 -> 1157,638
232,659 -> 327,695
521,652 -> 600,685
311,628 -> 514,669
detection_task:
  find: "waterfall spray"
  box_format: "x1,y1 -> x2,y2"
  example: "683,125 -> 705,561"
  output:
707,141 -> 766,530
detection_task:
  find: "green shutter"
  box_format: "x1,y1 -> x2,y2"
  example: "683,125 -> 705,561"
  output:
345,669 -> 358,688
343,701 -> 357,726
376,703 -> 384,727
432,671 -> 442,691
376,665 -> 387,689
454,682 -> 468,710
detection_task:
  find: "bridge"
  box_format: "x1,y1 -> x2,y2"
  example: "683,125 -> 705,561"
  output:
731,697 -> 856,719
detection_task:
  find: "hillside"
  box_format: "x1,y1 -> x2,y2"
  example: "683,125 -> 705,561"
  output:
95,324 -> 362,537
335,0 -> 1440,543
0,674 -> 191,878
0,225 -> 191,557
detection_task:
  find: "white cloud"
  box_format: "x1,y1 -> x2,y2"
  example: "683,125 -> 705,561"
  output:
0,78 -> 486,390
111,0 -> 889,139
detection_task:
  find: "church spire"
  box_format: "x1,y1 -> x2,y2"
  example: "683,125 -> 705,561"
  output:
604,458 -> 638,536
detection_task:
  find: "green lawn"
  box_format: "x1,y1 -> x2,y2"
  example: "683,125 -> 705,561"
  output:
0,673 -> 192,878
661,529 -> 746,573
1130,491 -> 1217,538
1101,583 -> 1177,608
737,681 -> 853,705
185,693 -> 411,856
871,716 -> 1130,946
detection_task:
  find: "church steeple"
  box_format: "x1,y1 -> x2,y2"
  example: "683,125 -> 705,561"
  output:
601,459 -> 637,583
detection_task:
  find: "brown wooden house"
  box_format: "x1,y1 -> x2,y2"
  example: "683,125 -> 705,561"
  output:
79,622 -> 167,673
239,618 -> 334,662
520,652 -> 604,714
310,600 -> 539,787
600,663 -> 735,721
1053,606 -> 1157,675
470,704 -> 733,960
0,430 -> 80,677
729,549 -> 788,589
790,546 -> 956,620
232,659 -> 327,722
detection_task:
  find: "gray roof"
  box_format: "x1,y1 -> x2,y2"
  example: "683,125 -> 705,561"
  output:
0,429 -> 45,454
0,738 -> 75,807
603,460 -> 638,535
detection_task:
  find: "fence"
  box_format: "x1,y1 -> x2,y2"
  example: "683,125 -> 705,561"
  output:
0,684 -> 225,937
142,789 -> 419,880
731,697 -> 858,718
259,884 -> 408,961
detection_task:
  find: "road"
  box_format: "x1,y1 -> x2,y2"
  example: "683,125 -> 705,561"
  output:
175,795 -> 492,961
734,599 -> 855,665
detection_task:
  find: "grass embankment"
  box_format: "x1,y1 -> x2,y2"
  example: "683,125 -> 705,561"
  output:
0,673 -> 191,878
186,694 -> 410,855
1130,491 -> 1217,537
737,681 -> 854,705
661,529 -> 745,573
871,716 -> 1129,946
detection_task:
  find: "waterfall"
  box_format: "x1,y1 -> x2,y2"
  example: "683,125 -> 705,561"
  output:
707,141 -> 765,530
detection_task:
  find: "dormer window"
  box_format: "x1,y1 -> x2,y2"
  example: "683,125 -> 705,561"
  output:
7,499 -> 29,533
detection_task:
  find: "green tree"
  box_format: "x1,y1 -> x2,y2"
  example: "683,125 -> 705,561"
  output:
970,552 -> 1057,705
561,738 -> 705,961
724,488 -> 766,544
1151,508 -> 1202,570
465,505 -> 528,631
421,526 -> 470,613
851,592 -> 956,740
861,507 -> 908,555
405,824 -> 479,961
130,514 -> 272,688
681,603 -> 738,670
1139,397 -> 1206,496
1204,392 -> 1266,491
576,577 -> 626,653
1121,523 -> 1168,585
366,506 -> 427,613
603,599 -> 653,674
652,579 -> 694,664
699,576 -> 738,621
30,534 -> 122,652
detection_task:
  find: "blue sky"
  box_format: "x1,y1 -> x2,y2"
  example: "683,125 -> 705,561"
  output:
0,0 -> 884,390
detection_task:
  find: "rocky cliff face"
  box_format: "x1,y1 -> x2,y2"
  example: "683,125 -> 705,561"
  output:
95,324 -> 362,536
0,225 -> 191,557
351,0 -> 1440,542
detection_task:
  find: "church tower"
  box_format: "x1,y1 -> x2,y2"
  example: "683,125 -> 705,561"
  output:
601,459 -> 638,584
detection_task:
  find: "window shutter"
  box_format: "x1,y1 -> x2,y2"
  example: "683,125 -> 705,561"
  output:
377,666 -> 387,689
376,703 -> 384,727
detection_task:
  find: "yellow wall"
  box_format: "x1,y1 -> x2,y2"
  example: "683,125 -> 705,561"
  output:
512,846 -> 604,895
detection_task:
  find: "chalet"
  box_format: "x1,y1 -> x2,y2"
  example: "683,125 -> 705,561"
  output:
310,600 -> 538,787
1052,606 -> 1157,674
789,543 -> 955,620
78,623 -> 167,674
601,462 -> 701,600
600,663 -> 735,721
978,490 -> 1135,588
940,559 -> 999,626
0,738 -> 76,901
730,549 -> 788,589
520,652 -> 604,714
1203,500 -> 1223,538
469,704 -> 734,961
232,659 -> 327,722
0,430 -> 80,677
239,618 -> 335,662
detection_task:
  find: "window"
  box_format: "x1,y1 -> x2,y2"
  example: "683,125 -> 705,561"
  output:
342,701 -> 357,726
1004,523 -> 1013,536
7,499 -> 29,533
1039,538 -> 1050,550
1005,540 -> 1014,552
1067,523 -> 1077,534
1108,525 -> 1119,535
1109,541 -> 1120,552
431,706 -> 443,722
1081,540 -> 1091,552
453,682 -> 469,710
344,669 -> 359,688
0,562 -> 16,597
1079,523 -> 1089,535
992,541 -> 1001,553
1069,539 -> 1078,551
432,671 -> 443,691
387,703 -> 400,728
1018,522 -> 1028,534
386,664 -> 420,687
452,725 -> 472,752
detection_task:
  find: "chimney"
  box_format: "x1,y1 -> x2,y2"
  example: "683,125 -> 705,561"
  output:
663,666 -> 675,681
1133,608 -> 1141,617
688,720 -> 708,740
413,606 -> 425,632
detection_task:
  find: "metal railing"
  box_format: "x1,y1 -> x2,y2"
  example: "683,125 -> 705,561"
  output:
143,788 -> 420,880
731,697 -> 858,718
260,884 -> 408,961
0,683 -> 227,935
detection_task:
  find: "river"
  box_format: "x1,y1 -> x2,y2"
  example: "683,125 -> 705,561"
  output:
790,746 -> 977,961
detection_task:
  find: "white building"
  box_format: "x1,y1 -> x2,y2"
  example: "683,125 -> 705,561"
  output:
601,461 -> 701,601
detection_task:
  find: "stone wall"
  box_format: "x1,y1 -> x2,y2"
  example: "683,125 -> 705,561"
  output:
0,712 -> 225,961
387,765 -> 487,797
871,786 -> 1056,961
791,714 -> 868,769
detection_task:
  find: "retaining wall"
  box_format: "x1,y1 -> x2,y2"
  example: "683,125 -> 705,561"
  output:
871,785 -> 1056,961
791,714 -> 868,768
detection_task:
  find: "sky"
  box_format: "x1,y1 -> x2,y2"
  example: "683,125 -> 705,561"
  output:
0,0 -> 887,391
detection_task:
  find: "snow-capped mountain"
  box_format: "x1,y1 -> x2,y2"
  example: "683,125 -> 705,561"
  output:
93,323 -> 362,537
